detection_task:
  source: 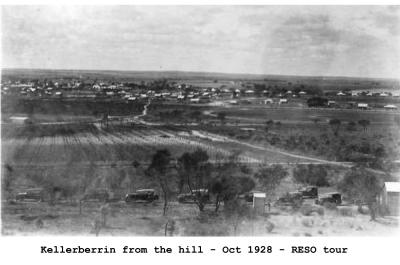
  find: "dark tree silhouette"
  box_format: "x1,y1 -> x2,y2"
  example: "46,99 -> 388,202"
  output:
254,165 -> 288,201
147,149 -> 176,216
177,149 -> 212,211
329,119 -> 341,136
338,166 -> 382,221
217,112 -> 227,125
358,119 -> 370,132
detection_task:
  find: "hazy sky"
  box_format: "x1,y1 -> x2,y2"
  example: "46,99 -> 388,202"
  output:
2,6 -> 400,78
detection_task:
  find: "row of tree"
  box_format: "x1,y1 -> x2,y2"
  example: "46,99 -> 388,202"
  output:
146,148 -> 289,215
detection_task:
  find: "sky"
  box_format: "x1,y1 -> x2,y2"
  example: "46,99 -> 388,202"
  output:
1,5 -> 400,78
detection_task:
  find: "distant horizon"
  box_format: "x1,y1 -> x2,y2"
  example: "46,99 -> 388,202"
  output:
2,67 -> 400,81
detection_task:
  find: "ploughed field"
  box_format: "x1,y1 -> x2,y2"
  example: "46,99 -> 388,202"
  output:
2,126 -> 310,167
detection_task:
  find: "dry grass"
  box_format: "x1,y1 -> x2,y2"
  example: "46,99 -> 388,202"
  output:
2,201 -> 398,236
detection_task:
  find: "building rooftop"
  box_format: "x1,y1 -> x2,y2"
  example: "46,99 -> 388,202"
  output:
385,182 -> 400,193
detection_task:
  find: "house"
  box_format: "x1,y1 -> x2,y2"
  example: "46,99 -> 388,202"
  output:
327,100 -> 336,107
337,91 -> 346,96
279,98 -> 288,104
384,104 -> 397,110
9,116 -> 30,124
380,182 -> 400,216
299,91 -> 307,95
263,98 -> 273,104
357,103 -> 369,109
190,98 -> 200,103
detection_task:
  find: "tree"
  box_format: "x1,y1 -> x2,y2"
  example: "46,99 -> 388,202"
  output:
312,118 -> 321,125
265,120 -> 274,132
358,119 -> 370,132
2,164 -> 14,201
177,149 -> 212,211
217,112 -> 227,125
210,175 -> 255,213
147,149 -> 176,216
189,110 -> 202,123
346,121 -> 357,131
210,151 -> 254,212
329,119 -> 341,137
254,165 -> 288,202
293,164 -> 329,187
338,166 -> 382,221
223,197 -> 255,235
307,97 -> 328,107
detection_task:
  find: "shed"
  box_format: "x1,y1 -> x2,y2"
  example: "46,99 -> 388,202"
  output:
9,116 -> 30,124
381,182 -> 400,216
253,192 -> 266,214
357,103 -> 368,109
384,105 -> 397,110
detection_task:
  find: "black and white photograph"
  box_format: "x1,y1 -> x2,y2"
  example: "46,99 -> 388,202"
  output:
1,4 -> 400,237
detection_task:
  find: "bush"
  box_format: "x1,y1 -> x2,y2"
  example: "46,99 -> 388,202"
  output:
265,220 -> 275,233
323,202 -> 338,210
338,207 -> 355,217
300,205 -> 324,216
301,218 -> 314,227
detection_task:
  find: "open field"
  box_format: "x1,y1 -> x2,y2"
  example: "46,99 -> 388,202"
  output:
2,125 -> 311,166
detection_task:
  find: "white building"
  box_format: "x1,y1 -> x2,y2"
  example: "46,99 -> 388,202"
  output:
357,103 -> 368,109
380,182 -> 400,216
384,104 -> 397,110
9,116 -> 30,124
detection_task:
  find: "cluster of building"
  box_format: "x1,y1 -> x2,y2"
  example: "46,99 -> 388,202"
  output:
2,79 -> 400,112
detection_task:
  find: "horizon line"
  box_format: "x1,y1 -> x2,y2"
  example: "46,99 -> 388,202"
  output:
2,67 -> 399,81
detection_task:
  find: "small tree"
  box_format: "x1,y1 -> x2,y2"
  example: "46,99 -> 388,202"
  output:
147,149 -> 176,216
210,175 -> 255,213
223,198 -> 254,235
2,164 -> 14,201
177,149 -> 212,212
338,166 -> 382,221
358,119 -> 370,132
329,119 -> 341,137
346,121 -> 357,131
189,110 -> 202,123
265,120 -> 274,132
254,165 -> 288,202
217,112 -> 227,125
293,164 -> 329,187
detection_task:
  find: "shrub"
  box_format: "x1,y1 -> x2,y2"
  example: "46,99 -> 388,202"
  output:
338,207 -> 354,217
